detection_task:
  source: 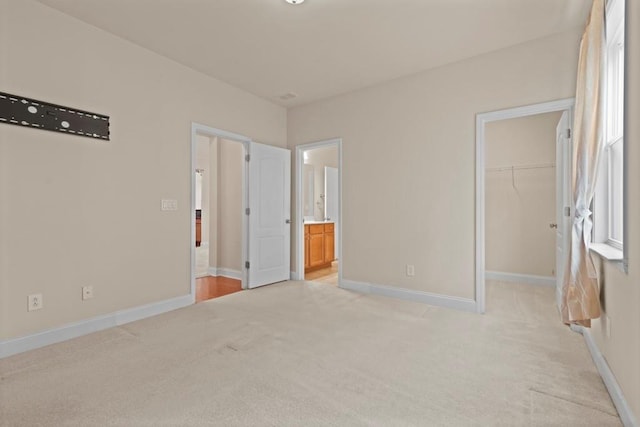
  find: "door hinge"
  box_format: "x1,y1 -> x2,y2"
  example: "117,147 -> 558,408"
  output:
565,206 -> 571,217
245,261 -> 250,269
245,208 -> 250,215
245,154 -> 250,162
566,129 -> 571,139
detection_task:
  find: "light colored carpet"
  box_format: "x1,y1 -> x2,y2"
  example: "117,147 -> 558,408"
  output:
0,281 -> 620,426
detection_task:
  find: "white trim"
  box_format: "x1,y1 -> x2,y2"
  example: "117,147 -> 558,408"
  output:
485,271 -> 555,287
206,267 -> 243,280
294,138 -> 343,286
340,280 -> 477,313
191,123 -> 250,293
0,294 -> 192,359
192,122 -> 252,144
606,138 -> 624,247
622,0 -> 629,274
570,325 -> 639,427
596,0 -> 626,264
216,268 -> 243,280
476,113 -> 486,314
475,98 -> 575,314
590,243 -> 624,261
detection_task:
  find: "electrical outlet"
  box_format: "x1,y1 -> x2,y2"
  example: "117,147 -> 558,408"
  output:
28,294 -> 43,311
406,264 -> 415,277
82,286 -> 94,300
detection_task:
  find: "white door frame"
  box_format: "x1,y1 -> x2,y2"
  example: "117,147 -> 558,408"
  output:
475,98 -> 574,314
190,122 -> 250,302
294,138 -> 343,283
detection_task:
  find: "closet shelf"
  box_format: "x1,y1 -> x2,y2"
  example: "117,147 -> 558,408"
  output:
486,162 -> 555,172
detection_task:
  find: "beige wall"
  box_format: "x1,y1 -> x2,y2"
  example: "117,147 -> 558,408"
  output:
288,30 -> 582,298
215,139 -> 244,272
0,0 -> 286,340
200,137 -> 243,273
485,112 -> 561,277
589,1 -> 640,420
304,146 -> 338,221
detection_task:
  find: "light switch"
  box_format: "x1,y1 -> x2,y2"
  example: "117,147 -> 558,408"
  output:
406,264 -> 415,277
161,199 -> 178,211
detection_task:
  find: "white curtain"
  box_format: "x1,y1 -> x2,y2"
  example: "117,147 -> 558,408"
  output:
561,0 -> 605,327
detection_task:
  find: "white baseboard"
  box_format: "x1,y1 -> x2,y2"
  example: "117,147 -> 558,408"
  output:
0,294 -> 193,359
570,325 -> 638,427
196,267 -> 211,278
340,279 -> 477,313
485,271 -> 555,287
217,268 -> 242,280
207,267 -> 242,280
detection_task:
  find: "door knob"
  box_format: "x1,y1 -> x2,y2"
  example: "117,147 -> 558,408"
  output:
549,223 -> 558,229
285,219 -> 291,224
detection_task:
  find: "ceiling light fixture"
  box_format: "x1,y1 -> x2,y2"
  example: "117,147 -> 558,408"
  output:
285,0 -> 304,4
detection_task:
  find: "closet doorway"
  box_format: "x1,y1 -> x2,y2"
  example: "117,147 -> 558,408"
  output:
295,139 -> 342,286
475,99 -> 574,314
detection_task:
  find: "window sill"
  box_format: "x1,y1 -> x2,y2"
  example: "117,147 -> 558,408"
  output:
590,243 -> 623,261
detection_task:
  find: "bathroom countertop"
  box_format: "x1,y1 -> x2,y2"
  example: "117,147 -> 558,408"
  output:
303,220 -> 335,224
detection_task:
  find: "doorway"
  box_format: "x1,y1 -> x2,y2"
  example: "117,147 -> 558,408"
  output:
475,99 -> 574,314
190,124 -> 250,302
190,123 -> 292,302
194,134 -> 245,301
295,139 -> 342,285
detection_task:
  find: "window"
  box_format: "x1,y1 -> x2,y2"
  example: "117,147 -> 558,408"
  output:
594,0 -> 625,253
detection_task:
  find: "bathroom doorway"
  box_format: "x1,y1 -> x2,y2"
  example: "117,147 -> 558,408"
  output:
295,139 -> 342,285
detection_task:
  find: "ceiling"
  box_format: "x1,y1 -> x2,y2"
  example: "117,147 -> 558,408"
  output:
36,0 -> 591,107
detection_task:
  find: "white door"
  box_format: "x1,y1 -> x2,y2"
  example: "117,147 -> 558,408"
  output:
555,111 -> 572,310
248,142 -> 291,289
324,166 -> 339,258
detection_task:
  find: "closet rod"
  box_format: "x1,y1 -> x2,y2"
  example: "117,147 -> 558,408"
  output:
486,162 -> 555,172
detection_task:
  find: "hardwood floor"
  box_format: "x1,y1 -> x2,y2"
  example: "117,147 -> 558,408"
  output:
305,261 -> 338,285
196,261 -> 337,303
195,276 -> 242,302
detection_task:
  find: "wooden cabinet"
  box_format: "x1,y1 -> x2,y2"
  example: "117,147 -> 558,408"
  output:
195,218 -> 202,247
304,226 -> 311,269
304,222 -> 335,273
309,227 -> 325,268
324,227 -> 335,262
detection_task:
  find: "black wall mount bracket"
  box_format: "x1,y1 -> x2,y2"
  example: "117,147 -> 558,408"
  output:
0,91 -> 110,141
